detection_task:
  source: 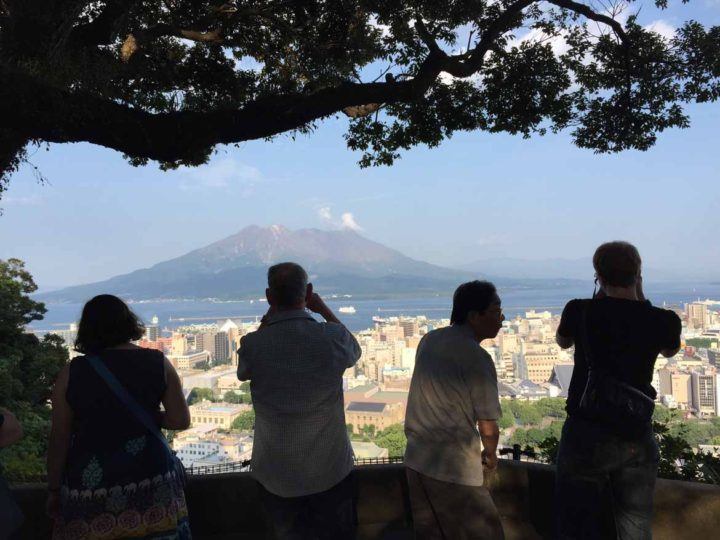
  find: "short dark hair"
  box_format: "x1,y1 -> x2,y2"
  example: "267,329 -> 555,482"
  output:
267,262 -> 308,307
593,241 -> 642,287
450,281 -> 498,324
75,295 -> 145,354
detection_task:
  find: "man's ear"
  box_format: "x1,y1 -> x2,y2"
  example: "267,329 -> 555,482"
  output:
305,282 -> 314,302
265,288 -> 273,305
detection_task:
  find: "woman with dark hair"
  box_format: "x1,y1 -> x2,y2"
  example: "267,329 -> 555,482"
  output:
47,295 -> 192,540
554,242 -> 682,539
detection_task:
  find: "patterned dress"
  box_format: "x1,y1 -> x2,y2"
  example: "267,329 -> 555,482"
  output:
53,349 -> 191,540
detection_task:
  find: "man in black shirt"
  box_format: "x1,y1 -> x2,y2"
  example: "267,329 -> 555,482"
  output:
554,242 -> 681,540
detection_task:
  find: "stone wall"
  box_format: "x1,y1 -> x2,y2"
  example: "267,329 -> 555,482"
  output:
11,460 -> 720,539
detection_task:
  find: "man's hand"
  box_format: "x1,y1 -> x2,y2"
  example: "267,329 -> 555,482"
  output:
306,292 -> 341,324
306,293 -> 327,314
482,448 -> 498,472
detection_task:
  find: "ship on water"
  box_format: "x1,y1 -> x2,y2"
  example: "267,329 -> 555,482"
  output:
339,306 -> 356,314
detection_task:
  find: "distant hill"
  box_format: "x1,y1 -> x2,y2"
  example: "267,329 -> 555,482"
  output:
39,225 -> 478,302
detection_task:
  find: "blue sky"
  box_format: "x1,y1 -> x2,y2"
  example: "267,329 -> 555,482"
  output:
1,2 -> 719,289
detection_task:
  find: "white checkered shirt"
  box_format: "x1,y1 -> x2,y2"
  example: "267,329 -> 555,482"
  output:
237,310 -> 361,497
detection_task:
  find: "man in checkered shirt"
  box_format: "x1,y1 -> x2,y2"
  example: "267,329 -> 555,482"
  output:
237,262 -> 361,539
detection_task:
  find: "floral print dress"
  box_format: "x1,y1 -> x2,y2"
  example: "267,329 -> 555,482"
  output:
53,349 -> 191,540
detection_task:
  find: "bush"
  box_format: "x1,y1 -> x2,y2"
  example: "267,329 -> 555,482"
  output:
375,424 -> 407,457
231,410 -> 255,431
188,387 -> 215,405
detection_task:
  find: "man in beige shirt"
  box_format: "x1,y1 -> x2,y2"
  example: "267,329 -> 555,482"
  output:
405,280 -> 505,539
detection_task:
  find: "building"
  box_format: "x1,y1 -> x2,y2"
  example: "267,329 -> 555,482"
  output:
687,303 -> 711,331
172,425 -> 253,467
189,402 -> 251,429
523,343 -> 562,384
171,333 -> 187,356
217,373 -> 243,393
213,331 -> 230,363
145,315 -> 160,342
181,367 -> 237,393
399,318 -> 419,339
658,369 -> 692,408
345,401 -> 404,434
548,364 -> 574,398
691,371 -> 718,416
219,319 -> 240,364
170,350 -> 211,370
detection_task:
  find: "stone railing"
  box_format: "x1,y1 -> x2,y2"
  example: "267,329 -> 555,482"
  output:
12,460 -> 720,539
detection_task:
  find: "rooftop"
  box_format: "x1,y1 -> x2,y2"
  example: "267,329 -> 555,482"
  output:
347,401 -> 387,413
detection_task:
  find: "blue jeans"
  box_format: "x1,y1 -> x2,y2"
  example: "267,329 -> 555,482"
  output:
555,416 -> 659,540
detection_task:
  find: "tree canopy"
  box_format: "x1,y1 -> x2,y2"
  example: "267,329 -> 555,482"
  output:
0,259 -> 68,481
1,1 -> 719,195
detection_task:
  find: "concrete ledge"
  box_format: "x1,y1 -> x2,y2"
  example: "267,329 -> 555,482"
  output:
11,460 -> 720,539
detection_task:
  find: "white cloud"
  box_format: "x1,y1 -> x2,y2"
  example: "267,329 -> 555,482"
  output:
341,212 -> 363,231
644,20 -> 675,41
317,206 -> 333,223
178,158 -> 262,191
508,27 -> 571,57
314,206 -> 363,231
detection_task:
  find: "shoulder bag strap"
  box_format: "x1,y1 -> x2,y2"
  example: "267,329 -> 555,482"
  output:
580,302 -> 596,371
87,355 -> 173,455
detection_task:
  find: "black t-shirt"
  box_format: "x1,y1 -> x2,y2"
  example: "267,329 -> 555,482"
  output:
557,297 -> 681,415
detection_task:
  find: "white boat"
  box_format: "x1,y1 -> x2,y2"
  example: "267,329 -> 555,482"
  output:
339,306 -> 356,314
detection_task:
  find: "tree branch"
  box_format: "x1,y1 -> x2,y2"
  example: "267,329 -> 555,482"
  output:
0,63 -> 445,163
440,0 -> 535,77
545,0 -> 627,42
121,25 -> 223,62
70,1 -> 140,46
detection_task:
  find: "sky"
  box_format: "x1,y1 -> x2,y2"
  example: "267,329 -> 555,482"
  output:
1,2 -> 720,289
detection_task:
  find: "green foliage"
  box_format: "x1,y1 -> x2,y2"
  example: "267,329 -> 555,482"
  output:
0,259 -> 68,481
654,422 -> 720,484
523,410 -> 720,484
187,387 -> 215,405
375,424 -> 407,457
537,436 -> 560,465
0,404 -> 51,482
230,409 -> 255,431
223,390 -> 252,404
508,399 -> 543,426
223,390 -> 241,403
534,398 -> 568,420
239,382 -> 251,393
346,424 -> 354,435
686,338 -> 717,349
509,420 -> 564,449
498,400 -> 515,429
652,404 -> 683,425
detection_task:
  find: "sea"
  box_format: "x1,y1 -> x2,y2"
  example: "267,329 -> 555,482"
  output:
29,281 -> 720,334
